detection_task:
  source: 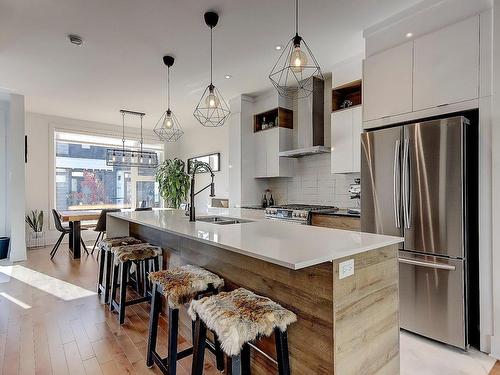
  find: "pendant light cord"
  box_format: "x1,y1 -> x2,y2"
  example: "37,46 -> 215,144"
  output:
167,65 -> 170,110
140,114 -> 144,153
295,0 -> 299,35
122,112 -> 125,152
210,26 -> 213,85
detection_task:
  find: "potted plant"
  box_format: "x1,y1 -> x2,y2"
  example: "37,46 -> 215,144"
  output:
25,210 -> 45,248
155,158 -> 191,208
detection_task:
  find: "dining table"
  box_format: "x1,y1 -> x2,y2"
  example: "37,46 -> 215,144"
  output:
59,210 -> 101,259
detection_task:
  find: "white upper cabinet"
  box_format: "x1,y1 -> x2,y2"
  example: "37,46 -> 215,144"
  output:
413,16 -> 479,111
363,42 -> 413,122
352,106 -> 362,171
331,106 -> 362,174
254,127 -> 294,178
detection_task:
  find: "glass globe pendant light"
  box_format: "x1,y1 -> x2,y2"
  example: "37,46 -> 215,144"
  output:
193,11 -> 231,127
269,0 -> 323,99
153,55 -> 184,142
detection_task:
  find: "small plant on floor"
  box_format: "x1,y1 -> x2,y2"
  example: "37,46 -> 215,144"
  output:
155,158 -> 191,208
25,210 -> 44,233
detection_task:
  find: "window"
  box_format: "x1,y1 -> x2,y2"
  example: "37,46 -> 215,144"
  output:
187,153 -> 220,174
54,131 -> 163,211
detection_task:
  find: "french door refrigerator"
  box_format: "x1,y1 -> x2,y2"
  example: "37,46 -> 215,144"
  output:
361,116 -> 476,350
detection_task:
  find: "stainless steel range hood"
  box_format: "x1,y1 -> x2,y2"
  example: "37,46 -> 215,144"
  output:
279,77 -> 329,158
279,145 -> 331,158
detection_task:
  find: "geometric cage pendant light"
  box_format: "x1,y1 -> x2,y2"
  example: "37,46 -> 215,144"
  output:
193,11 -> 231,127
153,55 -> 184,142
269,0 -> 324,99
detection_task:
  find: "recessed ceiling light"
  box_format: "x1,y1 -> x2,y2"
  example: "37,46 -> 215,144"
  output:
68,34 -> 83,46
225,74 -> 232,79
275,45 -> 283,51
406,32 -> 413,38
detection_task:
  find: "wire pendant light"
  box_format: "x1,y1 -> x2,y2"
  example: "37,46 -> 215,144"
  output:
154,56 -> 184,142
193,11 -> 231,127
269,0 -> 323,99
106,110 -> 159,168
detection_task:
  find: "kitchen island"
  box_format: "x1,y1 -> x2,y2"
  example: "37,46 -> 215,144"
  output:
107,209 -> 403,374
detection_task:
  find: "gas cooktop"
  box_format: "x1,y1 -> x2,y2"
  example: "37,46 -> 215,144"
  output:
269,204 -> 339,211
265,204 -> 339,224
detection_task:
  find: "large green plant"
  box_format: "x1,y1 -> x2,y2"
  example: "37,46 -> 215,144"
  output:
155,158 -> 191,208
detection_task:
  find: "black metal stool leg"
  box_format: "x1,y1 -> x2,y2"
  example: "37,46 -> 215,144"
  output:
167,307 -> 179,375
109,263 -> 119,311
241,343 -> 251,375
153,256 -> 160,272
97,248 -> 105,294
275,328 -> 290,375
104,251 -> 113,304
213,332 -> 225,372
191,317 -> 207,375
118,261 -> 129,324
146,284 -> 161,367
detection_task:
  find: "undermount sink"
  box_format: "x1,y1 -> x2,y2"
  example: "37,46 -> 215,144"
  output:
196,216 -> 253,225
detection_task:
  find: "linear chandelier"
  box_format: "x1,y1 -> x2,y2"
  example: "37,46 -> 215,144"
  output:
193,11 -> 231,127
106,110 -> 159,168
153,55 -> 184,142
269,0 -> 323,99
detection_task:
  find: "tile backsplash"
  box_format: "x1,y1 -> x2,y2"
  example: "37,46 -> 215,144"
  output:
265,153 -> 360,208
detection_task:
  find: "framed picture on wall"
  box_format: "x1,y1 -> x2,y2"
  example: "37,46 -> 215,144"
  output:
187,152 -> 220,174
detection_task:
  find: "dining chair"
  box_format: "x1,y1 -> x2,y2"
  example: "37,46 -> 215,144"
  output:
91,209 -> 121,255
135,207 -> 153,211
50,209 -> 89,259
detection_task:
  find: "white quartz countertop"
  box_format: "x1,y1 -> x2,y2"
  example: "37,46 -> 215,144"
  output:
108,208 -> 403,270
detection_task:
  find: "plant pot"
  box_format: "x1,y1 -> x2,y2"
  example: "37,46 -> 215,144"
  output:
28,231 -> 45,248
0,237 -> 9,259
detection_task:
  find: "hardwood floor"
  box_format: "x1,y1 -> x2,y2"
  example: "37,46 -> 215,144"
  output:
491,361 -> 500,375
1,245 -> 499,375
0,245 -> 219,375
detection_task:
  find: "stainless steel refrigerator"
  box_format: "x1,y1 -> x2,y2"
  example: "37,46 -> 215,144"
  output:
361,115 -> 478,350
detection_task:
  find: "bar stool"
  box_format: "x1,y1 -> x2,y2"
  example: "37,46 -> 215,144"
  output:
96,236 -> 144,304
189,288 -> 297,375
146,265 -> 225,374
109,243 -> 161,324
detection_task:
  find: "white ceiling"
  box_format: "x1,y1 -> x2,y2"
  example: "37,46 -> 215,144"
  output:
0,0 -> 423,129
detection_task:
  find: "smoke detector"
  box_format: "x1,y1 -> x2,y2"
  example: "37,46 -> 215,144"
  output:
68,34 -> 83,46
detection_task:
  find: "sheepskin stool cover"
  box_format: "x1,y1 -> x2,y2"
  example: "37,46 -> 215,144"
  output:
148,265 -> 224,309
98,236 -> 144,252
113,243 -> 161,263
188,288 -> 297,356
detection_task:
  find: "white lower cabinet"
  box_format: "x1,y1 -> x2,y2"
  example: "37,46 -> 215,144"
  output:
254,127 -> 294,178
331,106 -> 362,173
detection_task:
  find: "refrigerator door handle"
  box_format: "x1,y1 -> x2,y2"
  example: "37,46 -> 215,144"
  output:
393,139 -> 401,228
399,257 -> 456,271
403,138 -> 411,229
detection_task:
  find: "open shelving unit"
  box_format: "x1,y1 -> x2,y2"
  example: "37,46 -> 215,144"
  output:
253,107 -> 293,132
332,79 -> 362,112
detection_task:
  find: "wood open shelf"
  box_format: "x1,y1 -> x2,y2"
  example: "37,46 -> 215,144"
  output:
332,80 -> 362,112
254,107 -> 293,132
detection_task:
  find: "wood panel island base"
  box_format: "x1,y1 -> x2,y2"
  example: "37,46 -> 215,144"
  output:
107,209 -> 403,374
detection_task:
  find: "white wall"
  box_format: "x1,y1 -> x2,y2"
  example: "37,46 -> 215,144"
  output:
0,92 -> 26,261
490,0 -> 500,359
0,103 -> 6,238
164,121 -> 230,211
25,111 -> 157,245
